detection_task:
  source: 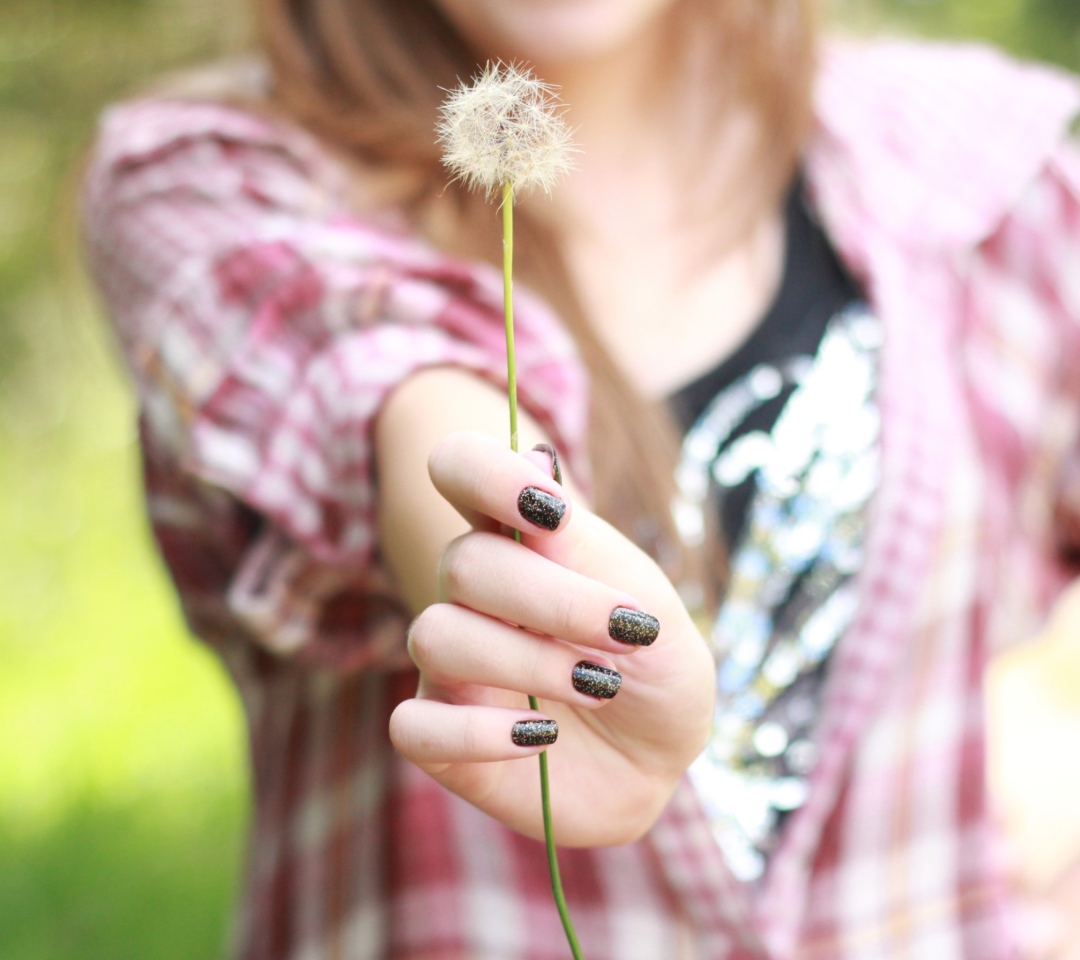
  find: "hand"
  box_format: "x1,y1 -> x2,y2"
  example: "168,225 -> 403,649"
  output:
389,431 -> 715,847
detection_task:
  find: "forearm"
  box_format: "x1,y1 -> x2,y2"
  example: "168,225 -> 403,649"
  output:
374,366 -> 577,614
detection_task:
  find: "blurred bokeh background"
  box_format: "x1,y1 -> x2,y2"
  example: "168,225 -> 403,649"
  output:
0,1 -> 1077,958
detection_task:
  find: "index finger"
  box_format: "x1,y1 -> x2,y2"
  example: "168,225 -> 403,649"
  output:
429,432 -> 676,651
428,431 -> 573,536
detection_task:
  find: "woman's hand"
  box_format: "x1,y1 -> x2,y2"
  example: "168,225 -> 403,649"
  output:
389,430 -> 715,847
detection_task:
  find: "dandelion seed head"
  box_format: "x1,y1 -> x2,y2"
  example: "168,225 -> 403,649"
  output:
437,62 -> 576,199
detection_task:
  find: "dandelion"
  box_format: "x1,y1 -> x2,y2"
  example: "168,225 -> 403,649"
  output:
437,62 -> 575,200
438,65 -> 583,960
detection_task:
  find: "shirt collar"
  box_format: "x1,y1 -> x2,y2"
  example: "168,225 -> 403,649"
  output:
806,39 -> 1080,267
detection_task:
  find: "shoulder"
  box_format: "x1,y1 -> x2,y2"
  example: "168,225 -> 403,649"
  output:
85,82 -> 356,220
82,77 -> 586,402
806,37 -> 1080,256
81,70 -> 435,295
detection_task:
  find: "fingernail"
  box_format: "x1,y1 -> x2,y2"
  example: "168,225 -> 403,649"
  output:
511,719 -> 559,747
532,443 -> 562,485
572,662 -> 622,700
518,487 -> 566,531
609,607 -> 660,646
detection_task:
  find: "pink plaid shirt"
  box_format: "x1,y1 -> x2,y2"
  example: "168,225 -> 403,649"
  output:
83,40 -> 1080,960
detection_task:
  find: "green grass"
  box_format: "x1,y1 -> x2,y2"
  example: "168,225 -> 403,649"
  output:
0,281 -> 249,958
0,1 -> 1075,958
0,2 -> 249,957
832,0 -> 1080,68
0,797 -> 243,960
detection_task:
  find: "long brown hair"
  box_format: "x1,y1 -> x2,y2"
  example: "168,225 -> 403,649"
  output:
253,0 -> 818,594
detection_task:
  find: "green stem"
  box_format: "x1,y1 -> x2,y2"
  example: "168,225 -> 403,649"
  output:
501,180 -> 584,960
534,725 -> 585,959
502,181 -> 518,457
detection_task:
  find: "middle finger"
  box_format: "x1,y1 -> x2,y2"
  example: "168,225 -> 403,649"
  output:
439,531 -> 659,653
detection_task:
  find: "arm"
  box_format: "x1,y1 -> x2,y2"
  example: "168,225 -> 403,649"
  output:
375,367 -> 573,613
85,99 -> 716,846
82,100 -> 541,666
976,137 -> 1080,958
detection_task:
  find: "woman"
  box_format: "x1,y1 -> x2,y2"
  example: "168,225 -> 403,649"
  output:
82,0 -> 1080,957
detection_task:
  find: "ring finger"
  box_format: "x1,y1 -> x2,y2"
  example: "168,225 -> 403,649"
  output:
408,602 -> 625,707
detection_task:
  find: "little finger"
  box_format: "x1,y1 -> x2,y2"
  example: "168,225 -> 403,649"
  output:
389,699 -> 559,766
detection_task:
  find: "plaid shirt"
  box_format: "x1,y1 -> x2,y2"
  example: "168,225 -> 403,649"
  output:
83,40 -> 1080,960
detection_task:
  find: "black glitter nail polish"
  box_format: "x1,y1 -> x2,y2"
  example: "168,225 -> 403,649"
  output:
511,719 -> 559,747
518,487 -> 566,531
531,443 -> 562,484
572,662 -> 622,700
608,607 -> 660,646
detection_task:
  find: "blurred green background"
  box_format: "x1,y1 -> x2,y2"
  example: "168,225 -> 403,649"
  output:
0,1 -> 1076,958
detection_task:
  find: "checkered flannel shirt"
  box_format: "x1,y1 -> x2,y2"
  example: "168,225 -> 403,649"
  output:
83,40 -> 1080,960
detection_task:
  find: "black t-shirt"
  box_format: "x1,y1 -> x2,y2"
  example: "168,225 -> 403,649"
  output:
669,179 -> 879,881
669,180 -> 863,547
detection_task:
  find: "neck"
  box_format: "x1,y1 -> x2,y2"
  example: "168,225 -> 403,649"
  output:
525,35 -> 753,257
521,26 -> 708,237
536,28 -> 667,156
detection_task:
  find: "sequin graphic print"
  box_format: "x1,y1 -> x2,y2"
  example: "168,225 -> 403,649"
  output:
676,306 -> 883,882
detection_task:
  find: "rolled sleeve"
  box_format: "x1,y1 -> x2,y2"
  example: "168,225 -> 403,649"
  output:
82,98 -> 588,666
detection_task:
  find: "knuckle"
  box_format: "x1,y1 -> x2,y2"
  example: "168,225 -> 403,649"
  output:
438,532 -> 488,600
406,605 -> 444,667
436,535 -> 467,600
459,713 -> 482,758
517,641 -> 547,694
388,702 -> 417,755
549,589 -> 582,642
426,432 -> 459,484
472,453 -> 505,509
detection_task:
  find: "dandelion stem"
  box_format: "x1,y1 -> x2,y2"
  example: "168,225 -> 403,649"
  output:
501,179 -> 584,960
537,747 -> 585,960
502,181 -> 519,457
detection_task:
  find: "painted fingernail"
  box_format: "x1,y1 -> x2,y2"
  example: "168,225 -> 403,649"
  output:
532,443 -> 562,484
609,607 -> 660,646
572,662 -> 622,700
518,487 -> 566,531
511,719 -> 559,747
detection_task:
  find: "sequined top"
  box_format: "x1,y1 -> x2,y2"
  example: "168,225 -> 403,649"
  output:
671,188 -> 881,881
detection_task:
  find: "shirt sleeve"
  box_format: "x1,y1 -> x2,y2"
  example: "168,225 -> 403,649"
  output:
1042,140 -> 1080,564
82,98 -> 589,667
964,133 -> 1080,635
